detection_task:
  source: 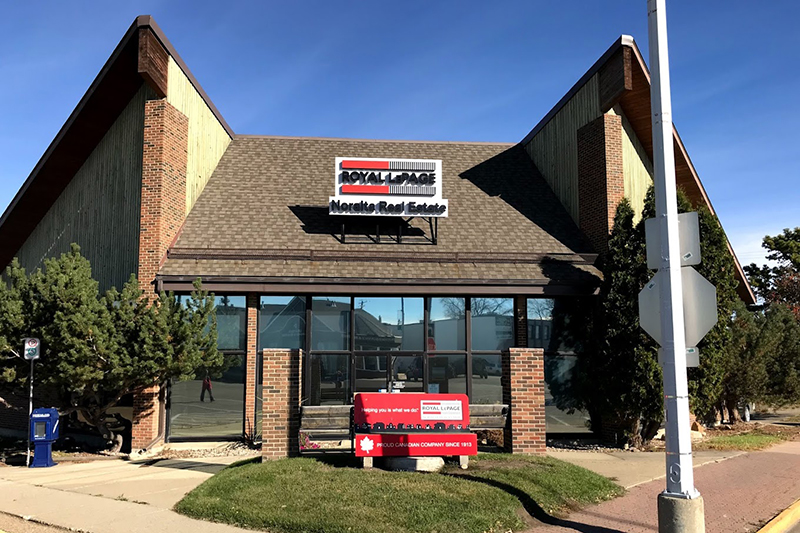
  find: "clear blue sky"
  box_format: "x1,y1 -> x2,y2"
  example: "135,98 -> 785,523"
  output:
1,1 -> 797,269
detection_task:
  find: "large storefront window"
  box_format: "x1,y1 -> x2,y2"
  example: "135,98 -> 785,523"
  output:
169,295 -> 246,440
354,297 -> 424,351
312,296 -> 350,351
309,353 -> 350,405
427,354 -> 467,395
471,298 -> 513,351
259,296 -> 306,351
528,298 -> 590,433
429,297 -> 465,351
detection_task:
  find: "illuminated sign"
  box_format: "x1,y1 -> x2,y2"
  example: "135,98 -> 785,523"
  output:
329,157 -> 448,217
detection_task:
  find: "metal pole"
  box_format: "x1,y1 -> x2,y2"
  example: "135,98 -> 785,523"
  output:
27,358 -> 33,467
648,0 -> 698,499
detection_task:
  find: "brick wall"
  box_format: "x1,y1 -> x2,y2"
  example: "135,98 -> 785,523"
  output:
261,349 -> 302,459
131,98 -> 189,450
502,347 -> 546,454
245,294 -> 259,438
577,113 -> 624,255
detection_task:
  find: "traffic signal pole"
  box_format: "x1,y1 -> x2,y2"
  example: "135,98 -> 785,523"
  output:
647,0 -> 705,530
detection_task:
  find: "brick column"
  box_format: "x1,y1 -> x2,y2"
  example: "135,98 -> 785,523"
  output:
132,98 -> 189,450
245,294 -> 259,438
502,348 -> 545,454
577,113 -> 624,255
261,349 -> 303,459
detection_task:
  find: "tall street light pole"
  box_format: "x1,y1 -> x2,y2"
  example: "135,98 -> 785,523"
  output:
647,0 -> 705,531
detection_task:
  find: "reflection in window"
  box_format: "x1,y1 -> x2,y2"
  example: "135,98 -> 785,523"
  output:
169,355 -> 245,439
215,296 -> 247,351
544,355 -> 590,433
471,298 -> 513,351
427,354 -> 466,395
390,356 -> 424,393
527,298 -> 576,353
309,354 -> 349,405
429,298 -> 465,351
311,297 -> 350,351
471,354 -> 502,404
354,355 -> 387,393
260,296 -> 305,351
354,298 -> 423,351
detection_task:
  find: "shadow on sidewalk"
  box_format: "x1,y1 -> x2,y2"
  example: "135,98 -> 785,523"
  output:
446,473 -> 643,533
131,458 -> 235,474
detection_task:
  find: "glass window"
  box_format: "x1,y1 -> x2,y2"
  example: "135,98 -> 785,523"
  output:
429,298 -> 466,351
544,355 -> 590,433
311,296 -> 351,351
471,298 -> 513,351
390,356 -> 424,393
427,354 -> 467,395
354,298 -> 423,351
354,355 -> 387,393
527,298 -> 577,353
309,354 -> 350,405
259,296 -> 306,350
215,296 -> 247,351
471,354 -> 503,404
169,355 -> 245,439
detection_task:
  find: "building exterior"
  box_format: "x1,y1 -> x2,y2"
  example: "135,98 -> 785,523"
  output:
0,16 -> 755,455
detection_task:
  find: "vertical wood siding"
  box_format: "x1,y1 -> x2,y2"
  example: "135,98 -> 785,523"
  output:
618,106 -> 653,222
524,74 -> 602,224
166,57 -> 232,214
15,85 -> 150,291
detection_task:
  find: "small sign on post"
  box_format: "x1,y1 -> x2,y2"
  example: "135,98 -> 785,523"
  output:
24,338 -> 40,360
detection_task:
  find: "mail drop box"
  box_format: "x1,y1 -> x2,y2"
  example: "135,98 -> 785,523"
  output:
30,407 -> 60,442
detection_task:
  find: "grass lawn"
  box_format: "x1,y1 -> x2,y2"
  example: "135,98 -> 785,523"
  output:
175,454 -> 623,533
696,433 -> 786,451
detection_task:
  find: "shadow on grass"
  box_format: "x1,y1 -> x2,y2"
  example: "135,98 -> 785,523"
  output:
445,473 -> 625,533
305,453 -> 362,469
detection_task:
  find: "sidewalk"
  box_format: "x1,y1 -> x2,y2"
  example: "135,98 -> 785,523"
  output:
0,455 -> 259,533
532,440 -> 800,532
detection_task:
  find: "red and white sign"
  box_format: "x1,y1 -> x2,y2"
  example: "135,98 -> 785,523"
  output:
329,157 -> 448,217
354,393 -> 470,432
355,433 -> 477,457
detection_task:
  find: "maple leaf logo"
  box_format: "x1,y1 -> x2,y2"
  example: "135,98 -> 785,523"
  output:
360,436 -> 374,454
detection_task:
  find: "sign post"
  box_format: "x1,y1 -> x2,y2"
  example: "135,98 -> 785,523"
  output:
23,338 -> 40,468
646,0 -> 707,530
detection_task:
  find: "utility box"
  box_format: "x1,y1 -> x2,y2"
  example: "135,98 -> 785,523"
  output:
30,407 -> 59,468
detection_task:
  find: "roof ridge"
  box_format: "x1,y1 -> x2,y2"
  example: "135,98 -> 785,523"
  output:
234,134 -> 516,146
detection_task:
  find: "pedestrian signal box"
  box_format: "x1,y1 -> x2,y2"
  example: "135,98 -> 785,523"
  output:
30,407 -> 59,468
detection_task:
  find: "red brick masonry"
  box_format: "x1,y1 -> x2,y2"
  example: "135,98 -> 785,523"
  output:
261,349 -> 303,459
577,113 -> 624,255
503,347 -> 546,454
132,98 -> 189,450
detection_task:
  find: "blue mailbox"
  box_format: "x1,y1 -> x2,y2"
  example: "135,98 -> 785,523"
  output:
30,407 -> 59,468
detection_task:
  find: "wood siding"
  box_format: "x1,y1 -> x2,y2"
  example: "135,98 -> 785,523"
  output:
166,57 -> 231,214
15,85 -> 151,291
524,73 -> 602,224
618,107 -> 653,222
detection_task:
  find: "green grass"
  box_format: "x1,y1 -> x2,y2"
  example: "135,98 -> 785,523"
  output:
698,433 -> 785,451
175,454 -> 623,533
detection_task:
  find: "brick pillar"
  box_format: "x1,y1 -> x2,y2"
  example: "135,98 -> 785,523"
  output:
502,348 -> 546,454
131,98 -> 189,450
261,349 -> 303,459
577,113 -> 624,255
245,294 -> 259,438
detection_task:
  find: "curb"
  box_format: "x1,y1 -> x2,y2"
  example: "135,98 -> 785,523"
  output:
759,498 -> 800,533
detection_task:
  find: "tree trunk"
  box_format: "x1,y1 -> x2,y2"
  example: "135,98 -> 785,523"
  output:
85,410 -> 123,454
724,398 -> 741,424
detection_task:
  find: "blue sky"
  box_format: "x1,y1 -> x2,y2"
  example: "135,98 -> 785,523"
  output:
1,1 -> 797,269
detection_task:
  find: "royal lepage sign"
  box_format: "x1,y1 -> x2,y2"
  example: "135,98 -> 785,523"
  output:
329,157 -> 448,217
353,393 -> 477,457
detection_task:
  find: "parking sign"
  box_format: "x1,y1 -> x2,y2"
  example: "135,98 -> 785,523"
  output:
23,338 -> 40,360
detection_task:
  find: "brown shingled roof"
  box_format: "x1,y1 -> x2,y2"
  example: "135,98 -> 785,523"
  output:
158,136 -> 600,294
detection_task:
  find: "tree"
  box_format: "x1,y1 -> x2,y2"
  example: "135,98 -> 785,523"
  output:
745,228 -> 800,319
0,245 -> 220,451
576,198 -> 663,445
440,297 -> 511,318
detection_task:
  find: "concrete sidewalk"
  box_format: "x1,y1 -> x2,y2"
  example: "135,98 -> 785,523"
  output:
0,454 -> 260,533
548,448 -> 744,488
533,440 -> 800,532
